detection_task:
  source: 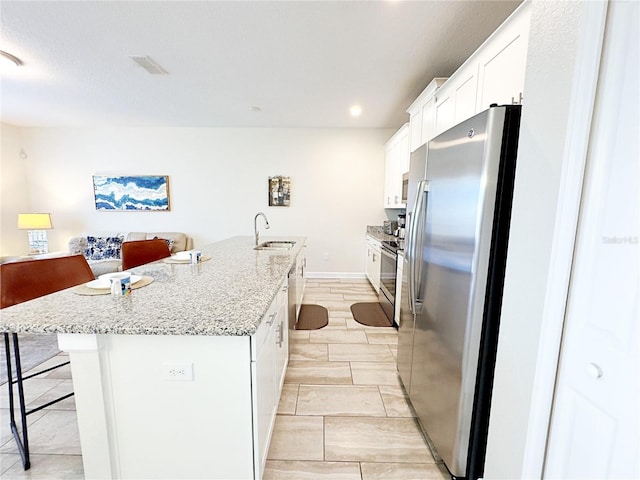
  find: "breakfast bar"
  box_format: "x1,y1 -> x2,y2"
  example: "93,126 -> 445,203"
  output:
0,236 -> 307,480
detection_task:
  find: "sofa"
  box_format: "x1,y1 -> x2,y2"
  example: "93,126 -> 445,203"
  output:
68,232 -> 193,277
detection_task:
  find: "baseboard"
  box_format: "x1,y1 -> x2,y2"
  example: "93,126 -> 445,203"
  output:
306,272 -> 367,280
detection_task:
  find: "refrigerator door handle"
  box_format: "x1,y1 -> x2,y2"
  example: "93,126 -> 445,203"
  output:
409,180 -> 429,314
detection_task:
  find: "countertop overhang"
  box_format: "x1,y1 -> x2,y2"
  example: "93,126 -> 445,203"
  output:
0,236 -> 306,336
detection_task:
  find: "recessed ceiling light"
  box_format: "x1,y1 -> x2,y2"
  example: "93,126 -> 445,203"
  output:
0,50 -> 22,68
350,105 -> 362,117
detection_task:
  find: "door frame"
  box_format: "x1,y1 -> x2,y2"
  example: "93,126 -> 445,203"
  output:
520,1 -> 609,477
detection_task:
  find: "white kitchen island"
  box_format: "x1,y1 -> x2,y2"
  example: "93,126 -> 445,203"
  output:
0,236 -> 306,480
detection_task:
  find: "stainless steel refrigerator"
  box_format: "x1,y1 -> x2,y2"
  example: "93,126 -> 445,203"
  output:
398,105 -> 521,479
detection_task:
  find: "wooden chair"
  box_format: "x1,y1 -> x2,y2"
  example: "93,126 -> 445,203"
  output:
121,239 -> 171,270
0,254 -> 95,470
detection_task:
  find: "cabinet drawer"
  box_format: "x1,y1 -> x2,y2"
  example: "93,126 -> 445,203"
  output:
251,295 -> 280,361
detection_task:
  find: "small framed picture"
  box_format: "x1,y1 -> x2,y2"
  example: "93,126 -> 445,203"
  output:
268,176 -> 291,206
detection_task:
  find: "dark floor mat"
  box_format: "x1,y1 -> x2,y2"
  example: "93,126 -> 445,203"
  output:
296,304 -> 329,330
350,302 -> 392,327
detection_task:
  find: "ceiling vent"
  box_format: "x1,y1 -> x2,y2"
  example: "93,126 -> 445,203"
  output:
130,56 -> 169,75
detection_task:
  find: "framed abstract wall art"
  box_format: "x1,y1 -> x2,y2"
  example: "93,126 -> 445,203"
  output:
93,175 -> 170,211
268,176 -> 291,206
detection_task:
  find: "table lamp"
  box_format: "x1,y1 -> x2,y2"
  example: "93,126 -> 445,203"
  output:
18,213 -> 53,255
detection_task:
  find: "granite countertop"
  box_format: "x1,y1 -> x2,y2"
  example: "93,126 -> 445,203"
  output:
366,226 -> 397,243
0,236 -> 306,337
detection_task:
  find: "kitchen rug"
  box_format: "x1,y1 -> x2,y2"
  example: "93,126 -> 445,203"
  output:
350,302 -> 393,327
296,304 -> 329,330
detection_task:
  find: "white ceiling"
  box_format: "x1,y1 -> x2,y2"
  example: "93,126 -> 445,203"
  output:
0,1 -> 520,129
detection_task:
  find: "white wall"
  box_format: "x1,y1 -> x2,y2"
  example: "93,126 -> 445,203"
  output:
484,1 -> 588,477
9,127 -> 393,273
0,123 -> 31,256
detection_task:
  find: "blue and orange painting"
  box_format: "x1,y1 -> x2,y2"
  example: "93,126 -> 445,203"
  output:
93,175 -> 170,211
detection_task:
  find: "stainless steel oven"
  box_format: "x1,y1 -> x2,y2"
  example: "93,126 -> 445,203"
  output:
379,241 -> 398,324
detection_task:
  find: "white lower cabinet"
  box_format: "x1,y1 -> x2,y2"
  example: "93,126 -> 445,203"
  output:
59,274 -> 293,480
295,246 -> 306,319
365,235 -> 381,291
252,285 -> 288,479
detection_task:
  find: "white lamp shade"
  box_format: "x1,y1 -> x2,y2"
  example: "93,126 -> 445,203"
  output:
18,213 -> 53,230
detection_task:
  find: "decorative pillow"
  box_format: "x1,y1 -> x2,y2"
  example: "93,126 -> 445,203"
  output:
85,235 -> 124,261
153,236 -> 175,252
68,236 -> 88,256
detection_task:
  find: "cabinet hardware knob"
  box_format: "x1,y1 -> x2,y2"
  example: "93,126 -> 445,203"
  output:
586,363 -> 603,379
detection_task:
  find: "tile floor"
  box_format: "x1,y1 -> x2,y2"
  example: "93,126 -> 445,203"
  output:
263,279 -> 448,479
0,279 -> 449,479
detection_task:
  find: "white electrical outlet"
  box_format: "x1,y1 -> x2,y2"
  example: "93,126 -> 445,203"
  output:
323,252 -> 329,261
163,362 -> 193,381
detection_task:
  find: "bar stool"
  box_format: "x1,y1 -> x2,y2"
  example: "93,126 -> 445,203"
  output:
121,238 -> 171,270
1,254 -> 95,470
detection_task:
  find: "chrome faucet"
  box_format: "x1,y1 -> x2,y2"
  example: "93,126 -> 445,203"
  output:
254,212 -> 270,246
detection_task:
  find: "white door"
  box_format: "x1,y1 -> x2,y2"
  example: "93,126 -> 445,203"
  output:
544,2 -> 639,478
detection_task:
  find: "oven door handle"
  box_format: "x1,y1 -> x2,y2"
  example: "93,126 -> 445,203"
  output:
380,245 -> 396,259
379,246 -> 397,300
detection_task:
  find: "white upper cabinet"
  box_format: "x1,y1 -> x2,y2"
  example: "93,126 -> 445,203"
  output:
476,1 -> 530,111
452,63 -> 480,124
434,62 -> 479,135
411,2 -> 531,141
383,123 -> 409,208
433,84 -> 456,135
407,78 -> 447,152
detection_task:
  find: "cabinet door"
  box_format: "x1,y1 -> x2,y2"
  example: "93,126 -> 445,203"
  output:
365,238 -> 382,291
274,290 -> 289,396
409,107 -> 423,153
253,317 -> 276,476
383,148 -> 395,207
296,247 -> 306,312
384,125 -> 409,208
476,3 -> 530,110
409,77 -> 448,149
371,248 -> 381,292
434,65 -> 478,138
420,96 -> 436,145
453,64 -> 479,125
434,92 -> 455,137
398,126 -> 410,175
365,246 -> 375,285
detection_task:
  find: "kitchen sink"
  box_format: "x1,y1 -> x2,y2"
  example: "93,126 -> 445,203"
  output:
254,241 -> 296,250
